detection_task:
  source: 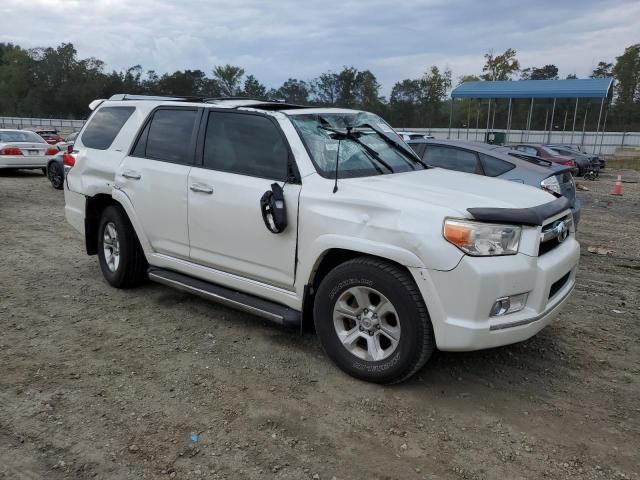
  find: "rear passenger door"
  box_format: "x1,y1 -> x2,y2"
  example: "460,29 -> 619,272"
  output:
187,110 -> 300,289
422,145 -> 483,174
117,107 -> 201,259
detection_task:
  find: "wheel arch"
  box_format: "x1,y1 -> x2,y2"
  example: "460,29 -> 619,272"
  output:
301,242 -> 424,332
84,190 -> 151,256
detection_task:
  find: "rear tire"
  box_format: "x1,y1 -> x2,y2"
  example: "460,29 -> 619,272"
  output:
97,205 -> 147,288
314,256 -> 435,384
47,162 -> 64,189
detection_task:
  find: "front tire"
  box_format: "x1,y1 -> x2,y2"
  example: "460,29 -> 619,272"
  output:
97,205 -> 147,288
314,257 -> 435,384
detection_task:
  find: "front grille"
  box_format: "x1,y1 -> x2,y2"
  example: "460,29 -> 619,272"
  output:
549,272 -> 571,299
539,237 -> 561,255
538,214 -> 572,256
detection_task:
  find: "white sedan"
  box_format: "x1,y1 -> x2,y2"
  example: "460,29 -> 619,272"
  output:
0,129 -> 59,172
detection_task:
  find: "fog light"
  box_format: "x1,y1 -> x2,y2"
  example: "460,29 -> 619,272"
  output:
490,293 -> 528,317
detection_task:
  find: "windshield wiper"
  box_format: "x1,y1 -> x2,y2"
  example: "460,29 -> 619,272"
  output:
318,125 -> 394,174
354,122 -> 429,169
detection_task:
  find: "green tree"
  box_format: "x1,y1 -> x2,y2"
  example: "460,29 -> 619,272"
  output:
242,74 -> 267,99
212,64 -> 245,96
156,70 -> 209,96
590,61 -> 614,79
314,71 -> 339,105
273,78 -> 311,104
612,44 -> 640,126
354,70 -> 382,111
481,48 -> 520,81
457,74 -> 480,85
521,64 -> 559,80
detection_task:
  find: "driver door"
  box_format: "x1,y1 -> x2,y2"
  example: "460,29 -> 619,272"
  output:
187,110 -> 300,289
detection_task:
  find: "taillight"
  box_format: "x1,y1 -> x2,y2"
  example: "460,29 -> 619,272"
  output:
562,160 -> 574,166
63,153 -> 76,167
46,147 -> 59,155
0,147 -> 23,156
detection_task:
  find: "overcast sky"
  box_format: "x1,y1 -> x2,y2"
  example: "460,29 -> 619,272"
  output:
1,0 -> 638,94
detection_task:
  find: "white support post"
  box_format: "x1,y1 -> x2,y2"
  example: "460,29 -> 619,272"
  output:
506,98 -> 512,143
570,98 -> 579,145
547,98 -> 556,143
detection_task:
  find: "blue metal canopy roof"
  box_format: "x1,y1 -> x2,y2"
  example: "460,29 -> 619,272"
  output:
451,78 -> 613,99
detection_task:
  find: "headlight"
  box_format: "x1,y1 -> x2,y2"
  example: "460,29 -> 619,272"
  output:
541,176 -> 561,196
443,219 -> 521,256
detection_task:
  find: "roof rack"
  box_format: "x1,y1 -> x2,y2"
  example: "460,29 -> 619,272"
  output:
109,94 -> 206,102
107,94 -> 311,111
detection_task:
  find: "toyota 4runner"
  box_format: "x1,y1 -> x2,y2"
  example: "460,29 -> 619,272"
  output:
64,95 -> 580,384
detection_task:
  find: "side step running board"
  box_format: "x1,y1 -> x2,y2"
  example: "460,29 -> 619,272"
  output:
148,268 -> 301,329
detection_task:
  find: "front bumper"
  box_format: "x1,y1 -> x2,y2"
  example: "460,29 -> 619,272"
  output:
410,236 -> 580,351
0,155 -> 49,169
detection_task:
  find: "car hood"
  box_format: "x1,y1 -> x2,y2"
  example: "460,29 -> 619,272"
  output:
344,167 -> 555,216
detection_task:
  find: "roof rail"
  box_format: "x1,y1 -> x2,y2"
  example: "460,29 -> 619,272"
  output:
108,94 -> 206,102
204,96 -> 263,101
106,94 -> 311,110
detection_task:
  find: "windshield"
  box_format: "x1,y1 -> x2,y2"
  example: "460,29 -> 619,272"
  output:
289,112 -> 425,178
0,131 -> 47,143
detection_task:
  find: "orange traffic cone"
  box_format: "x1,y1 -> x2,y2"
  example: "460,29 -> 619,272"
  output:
612,175 -> 623,196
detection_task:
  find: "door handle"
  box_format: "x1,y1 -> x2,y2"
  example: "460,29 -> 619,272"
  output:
122,170 -> 141,180
190,183 -> 214,194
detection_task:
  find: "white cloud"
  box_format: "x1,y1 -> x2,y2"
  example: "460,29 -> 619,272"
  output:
0,0 -> 637,94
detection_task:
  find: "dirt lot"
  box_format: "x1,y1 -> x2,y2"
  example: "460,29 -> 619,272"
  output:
1,168 -> 638,480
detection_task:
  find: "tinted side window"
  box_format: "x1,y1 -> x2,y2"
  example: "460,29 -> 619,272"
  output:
203,112 -> 288,180
479,153 -> 515,176
145,109 -> 198,164
423,146 -> 479,174
81,107 -> 135,150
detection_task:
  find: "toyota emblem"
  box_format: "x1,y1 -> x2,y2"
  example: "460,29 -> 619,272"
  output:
555,221 -> 569,242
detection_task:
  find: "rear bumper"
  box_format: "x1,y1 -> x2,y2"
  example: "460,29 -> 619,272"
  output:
0,155 -> 49,168
64,184 -> 86,236
410,237 -> 580,351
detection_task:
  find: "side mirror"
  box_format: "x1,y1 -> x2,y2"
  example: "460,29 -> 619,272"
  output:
260,183 -> 288,234
67,144 -> 74,153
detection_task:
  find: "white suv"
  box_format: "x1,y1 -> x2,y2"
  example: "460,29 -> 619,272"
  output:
64,95 -> 580,383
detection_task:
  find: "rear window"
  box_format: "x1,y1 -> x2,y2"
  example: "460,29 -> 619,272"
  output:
0,131 -> 47,143
143,109 -> 198,164
423,145 -> 480,174
479,153 -> 515,176
81,107 -> 135,150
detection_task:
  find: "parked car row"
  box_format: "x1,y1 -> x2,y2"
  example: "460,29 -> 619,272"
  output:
58,94 -> 580,384
505,143 -> 603,177
0,128 -> 79,188
0,129 -> 59,174
406,138 -> 581,226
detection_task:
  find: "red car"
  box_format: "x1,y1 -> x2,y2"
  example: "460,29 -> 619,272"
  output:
507,144 -> 577,172
35,128 -> 64,145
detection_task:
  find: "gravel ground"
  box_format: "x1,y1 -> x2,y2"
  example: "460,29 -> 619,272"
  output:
1,168 -> 639,480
